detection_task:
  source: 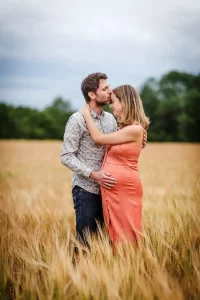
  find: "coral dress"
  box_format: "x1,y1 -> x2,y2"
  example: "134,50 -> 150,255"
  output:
100,141 -> 143,244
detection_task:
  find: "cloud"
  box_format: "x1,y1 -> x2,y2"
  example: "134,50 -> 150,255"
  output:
0,0 -> 200,109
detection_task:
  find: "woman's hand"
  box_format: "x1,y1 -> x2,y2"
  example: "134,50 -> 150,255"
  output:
79,104 -> 90,116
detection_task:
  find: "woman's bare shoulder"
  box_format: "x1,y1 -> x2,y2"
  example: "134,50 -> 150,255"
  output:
122,124 -> 143,136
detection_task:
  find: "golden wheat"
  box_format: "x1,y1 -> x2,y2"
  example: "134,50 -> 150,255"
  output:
0,141 -> 199,300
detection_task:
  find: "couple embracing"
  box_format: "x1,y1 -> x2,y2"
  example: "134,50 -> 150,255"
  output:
61,72 -> 149,247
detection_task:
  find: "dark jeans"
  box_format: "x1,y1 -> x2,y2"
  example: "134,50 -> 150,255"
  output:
72,185 -> 104,246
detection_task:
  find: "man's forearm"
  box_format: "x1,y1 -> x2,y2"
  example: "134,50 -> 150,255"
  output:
60,152 -> 92,178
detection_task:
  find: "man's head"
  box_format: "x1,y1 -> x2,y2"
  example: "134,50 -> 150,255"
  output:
81,72 -> 111,107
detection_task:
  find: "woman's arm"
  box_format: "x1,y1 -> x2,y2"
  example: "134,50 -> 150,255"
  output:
79,106 -> 143,145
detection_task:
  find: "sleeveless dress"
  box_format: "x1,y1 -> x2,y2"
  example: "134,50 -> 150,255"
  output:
100,139 -> 143,244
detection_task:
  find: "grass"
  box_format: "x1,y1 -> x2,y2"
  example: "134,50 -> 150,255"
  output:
0,141 -> 199,300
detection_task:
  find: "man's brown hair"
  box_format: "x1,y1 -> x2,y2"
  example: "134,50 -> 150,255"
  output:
81,72 -> 108,102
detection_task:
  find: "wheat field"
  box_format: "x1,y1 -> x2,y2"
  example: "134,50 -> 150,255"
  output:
0,141 -> 199,300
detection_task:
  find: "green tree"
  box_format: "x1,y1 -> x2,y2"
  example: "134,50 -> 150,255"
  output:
0,104 -> 16,138
179,90 -> 200,142
43,97 -> 74,139
140,71 -> 200,142
0,97 -> 74,139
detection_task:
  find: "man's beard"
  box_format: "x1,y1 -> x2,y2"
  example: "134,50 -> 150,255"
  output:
95,99 -> 109,107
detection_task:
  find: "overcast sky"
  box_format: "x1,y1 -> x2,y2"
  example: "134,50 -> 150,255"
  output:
0,0 -> 200,110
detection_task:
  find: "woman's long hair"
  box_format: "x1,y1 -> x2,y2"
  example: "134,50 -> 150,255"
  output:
112,85 -> 150,130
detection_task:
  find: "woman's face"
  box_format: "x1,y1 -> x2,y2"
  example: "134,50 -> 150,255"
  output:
110,92 -> 124,117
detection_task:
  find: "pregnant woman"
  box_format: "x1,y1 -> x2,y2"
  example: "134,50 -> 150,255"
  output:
79,85 -> 150,245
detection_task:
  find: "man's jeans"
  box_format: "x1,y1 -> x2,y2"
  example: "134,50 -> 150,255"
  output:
72,185 -> 104,246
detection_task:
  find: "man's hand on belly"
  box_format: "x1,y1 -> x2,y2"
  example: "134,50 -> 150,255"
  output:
90,171 -> 117,189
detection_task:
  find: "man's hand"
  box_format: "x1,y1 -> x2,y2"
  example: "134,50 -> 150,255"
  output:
90,171 -> 117,189
143,129 -> 147,148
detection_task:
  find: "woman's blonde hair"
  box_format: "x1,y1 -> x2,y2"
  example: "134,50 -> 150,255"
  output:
112,85 -> 150,130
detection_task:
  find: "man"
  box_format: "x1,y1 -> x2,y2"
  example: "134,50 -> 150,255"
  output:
61,72 -> 118,244
61,72 -> 146,245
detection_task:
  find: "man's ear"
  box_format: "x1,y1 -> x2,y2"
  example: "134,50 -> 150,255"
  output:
88,91 -> 95,100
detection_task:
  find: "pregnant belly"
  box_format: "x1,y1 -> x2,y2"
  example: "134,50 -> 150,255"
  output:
102,163 -> 142,190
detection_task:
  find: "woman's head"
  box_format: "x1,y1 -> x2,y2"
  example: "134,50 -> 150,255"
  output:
110,85 -> 150,129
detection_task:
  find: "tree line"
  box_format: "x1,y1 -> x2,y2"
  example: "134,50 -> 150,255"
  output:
0,71 -> 199,141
